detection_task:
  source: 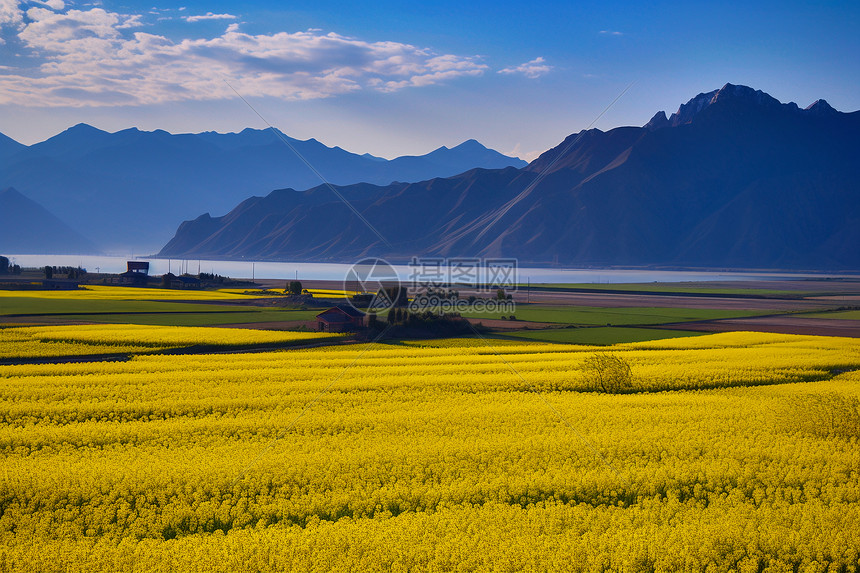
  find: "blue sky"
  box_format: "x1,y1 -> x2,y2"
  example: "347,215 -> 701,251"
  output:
0,0 -> 857,160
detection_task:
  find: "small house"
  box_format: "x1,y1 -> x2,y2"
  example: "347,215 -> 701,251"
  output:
170,275 -> 201,289
316,306 -> 365,332
127,261 -> 150,275
120,261 -> 150,286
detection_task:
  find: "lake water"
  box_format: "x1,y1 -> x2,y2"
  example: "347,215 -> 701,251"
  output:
4,254 -> 853,284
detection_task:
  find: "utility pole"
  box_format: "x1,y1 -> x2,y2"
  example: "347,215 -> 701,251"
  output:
527,277 -> 530,303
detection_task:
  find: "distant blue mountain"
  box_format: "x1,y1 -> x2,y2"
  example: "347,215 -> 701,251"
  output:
160,84 -> 860,271
0,132 -> 25,160
0,125 -> 525,251
0,187 -> 98,254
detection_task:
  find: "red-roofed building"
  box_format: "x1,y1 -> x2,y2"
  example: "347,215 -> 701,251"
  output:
316,306 -> 365,332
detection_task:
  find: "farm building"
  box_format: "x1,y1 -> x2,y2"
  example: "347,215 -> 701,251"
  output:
118,261 -> 150,286
316,306 -> 365,332
169,275 -> 201,289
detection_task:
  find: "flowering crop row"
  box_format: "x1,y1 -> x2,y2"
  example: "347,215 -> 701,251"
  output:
0,324 -> 343,359
0,285 -> 252,302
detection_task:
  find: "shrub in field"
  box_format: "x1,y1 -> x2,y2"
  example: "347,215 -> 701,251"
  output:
582,352 -> 633,393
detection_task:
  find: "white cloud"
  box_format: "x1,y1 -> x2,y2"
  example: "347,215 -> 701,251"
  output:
0,0 -> 23,28
0,6 -> 488,107
599,30 -> 623,36
185,12 -> 237,23
116,14 -> 143,29
20,7 -> 125,51
498,57 -> 551,79
34,0 -> 65,10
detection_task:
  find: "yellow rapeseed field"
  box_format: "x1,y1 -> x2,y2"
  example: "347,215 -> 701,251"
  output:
305,289 -> 361,298
0,285 -> 251,302
0,324 -> 343,359
0,331 -> 858,572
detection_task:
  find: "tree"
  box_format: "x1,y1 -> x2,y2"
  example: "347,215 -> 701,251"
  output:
379,286 -> 407,307
583,352 -> 634,393
0,256 -> 8,274
288,281 -> 303,295
161,272 -> 176,288
44,266 -> 53,279
496,288 -> 506,300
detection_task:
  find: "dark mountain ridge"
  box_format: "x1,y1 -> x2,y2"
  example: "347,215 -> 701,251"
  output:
0,126 -> 525,251
159,83 -> 860,270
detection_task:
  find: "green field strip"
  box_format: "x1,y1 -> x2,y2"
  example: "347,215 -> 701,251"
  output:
464,305 -> 766,326
496,326 -> 705,345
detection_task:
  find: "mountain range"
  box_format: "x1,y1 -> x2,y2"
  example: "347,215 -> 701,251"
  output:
160,84 -> 860,270
0,188 -> 97,254
0,126 -> 525,251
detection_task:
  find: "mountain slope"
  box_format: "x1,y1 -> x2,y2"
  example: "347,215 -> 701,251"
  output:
160,84 -> 860,270
0,188 -> 98,254
0,126 -> 525,251
0,132 -> 25,162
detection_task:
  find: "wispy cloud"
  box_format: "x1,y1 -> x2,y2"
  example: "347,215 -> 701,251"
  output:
185,12 -> 237,23
0,0 -> 24,28
34,0 -> 65,10
506,143 -> 542,162
0,5 -> 488,107
498,57 -> 551,79
116,13 -> 143,29
599,30 -> 623,36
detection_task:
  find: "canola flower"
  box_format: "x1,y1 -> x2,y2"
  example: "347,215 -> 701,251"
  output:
0,285 -> 252,302
0,324 -> 343,359
215,288 -> 361,298
0,332 -> 858,572
305,289 -> 361,298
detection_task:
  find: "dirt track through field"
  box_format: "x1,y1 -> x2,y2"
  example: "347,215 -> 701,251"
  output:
512,291 -> 832,311
657,316 -> 860,337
